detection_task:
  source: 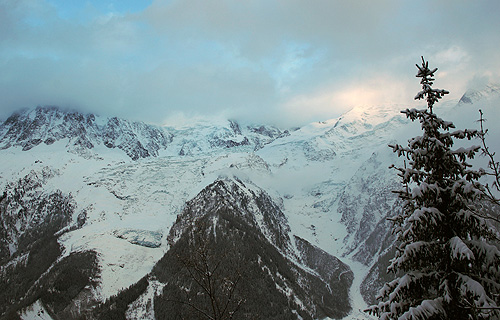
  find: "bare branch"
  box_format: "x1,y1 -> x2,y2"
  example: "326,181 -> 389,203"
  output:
173,219 -> 245,320
166,299 -> 216,320
478,110 -> 500,195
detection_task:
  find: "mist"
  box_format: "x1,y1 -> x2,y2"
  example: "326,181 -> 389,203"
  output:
1,0 -> 499,127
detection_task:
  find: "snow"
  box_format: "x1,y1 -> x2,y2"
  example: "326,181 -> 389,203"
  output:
112,228 -> 163,248
449,236 -> 474,261
340,259 -> 376,320
400,298 -> 445,320
457,273 -> 494,307
126,280 -> 165,320
0,103 -> 408,305
0,251 -> 29,273
60,229 -> 165,299
19,300 -> 54,320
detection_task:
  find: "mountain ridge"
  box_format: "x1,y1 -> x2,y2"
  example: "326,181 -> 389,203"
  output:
1,84 -> 498,319
0,106 -> 293,160
153,177 -> 353,320
0,106 -> 173,160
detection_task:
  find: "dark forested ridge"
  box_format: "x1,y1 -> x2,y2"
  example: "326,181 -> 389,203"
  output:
0,168 -> 99,319
153,179 -> 352,320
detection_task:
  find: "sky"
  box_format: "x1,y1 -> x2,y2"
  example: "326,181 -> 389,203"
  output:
1,0 -> 499,127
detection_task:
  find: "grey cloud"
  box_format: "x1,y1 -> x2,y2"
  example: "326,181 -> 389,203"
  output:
0,0 -> 499,127
142,0 -> 399,60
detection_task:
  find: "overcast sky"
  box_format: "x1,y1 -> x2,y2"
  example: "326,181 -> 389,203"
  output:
1,0 -> 499,126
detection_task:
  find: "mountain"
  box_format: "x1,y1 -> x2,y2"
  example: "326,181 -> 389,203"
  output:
0,166 -> 76,260
152,178 -> 353,320
0,106 -> 173,160
0,167 -> 99,319
458,83 -> 500,105
0,106 -> 291,161
0,85 -> 497,320
0,104 -> 408,320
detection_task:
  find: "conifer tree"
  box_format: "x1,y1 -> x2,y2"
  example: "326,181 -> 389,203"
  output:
367,57 -> 500,319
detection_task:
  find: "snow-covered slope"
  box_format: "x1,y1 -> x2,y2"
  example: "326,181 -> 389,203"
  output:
0,106 -> 173,160
458,83 -> 500,105
153,178 -> 353,319
1,85 -> 497,319
0,104 -> 406,320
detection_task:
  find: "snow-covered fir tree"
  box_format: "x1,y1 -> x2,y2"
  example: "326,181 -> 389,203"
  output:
367,57 -> 500,319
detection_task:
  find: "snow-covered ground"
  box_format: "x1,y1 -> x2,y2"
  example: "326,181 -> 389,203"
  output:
19,300 -> 53,320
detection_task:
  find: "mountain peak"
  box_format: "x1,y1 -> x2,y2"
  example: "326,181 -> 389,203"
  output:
0,105 -> 173,160
458,83 -> 500,104
155,177 -> 353,319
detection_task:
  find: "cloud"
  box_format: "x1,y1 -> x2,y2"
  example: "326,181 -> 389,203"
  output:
279,74 -> 417,125
142,0 -> 398,58
0,0 -> 499,127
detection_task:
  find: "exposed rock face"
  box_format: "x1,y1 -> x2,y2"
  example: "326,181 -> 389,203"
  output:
293,236 -> 354,317
173,121 -> 290,156
0,167 -> 75,260
338,150 -> 399,260
360,246 -> 397,305
0,106 -> 173,160
458,84 -> 500,104
0,106 -> 291,160
155,178 -> 353,320
0,167 -> 99,319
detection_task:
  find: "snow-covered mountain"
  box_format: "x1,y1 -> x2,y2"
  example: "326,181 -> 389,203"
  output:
1,85 -> 498,319
153,178 -> 353,319
0,106 -> 173,160
458,83 -> 500,105
0,106 -> 290,161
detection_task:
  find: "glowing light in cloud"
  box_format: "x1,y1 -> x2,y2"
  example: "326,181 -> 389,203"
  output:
281,76 -> 415,124
0,0 -> 499,126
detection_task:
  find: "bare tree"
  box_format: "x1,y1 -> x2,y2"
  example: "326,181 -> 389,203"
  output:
478,110 -> 500,205
167,220 -> 245,320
